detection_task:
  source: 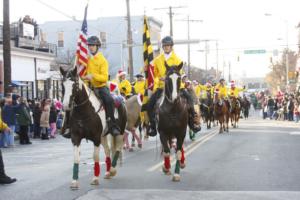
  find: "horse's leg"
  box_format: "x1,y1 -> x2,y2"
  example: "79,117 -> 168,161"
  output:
123,130 -> 130,150
131,128 -> 142,148
110,135 -> 123,177
180,146 -> 186,169
101,135 -> 112,179
172,134 -> 185,182
160,133 -> 171,175
71,145 -> 81,190
90,145 -> 100,185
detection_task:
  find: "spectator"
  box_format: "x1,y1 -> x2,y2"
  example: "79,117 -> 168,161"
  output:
1,97 -> 17,147
293,100 -> 300,123
267,96 -> 275,119
32,102 -> 41,138
49,103 -> 57,138
40,99 -> 50,140
15,98 -> 32,145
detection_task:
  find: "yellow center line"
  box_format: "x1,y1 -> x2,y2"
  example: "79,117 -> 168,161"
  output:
147,129 -> 219,172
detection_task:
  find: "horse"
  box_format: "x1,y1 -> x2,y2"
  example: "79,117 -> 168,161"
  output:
214,94 -> 229,133
241,97 -> 251,119
200,90 -> 214,129
60,67 -> 126,188
230,96 -> 241,128
158,62 -> 188,182
124,94 -> 143,151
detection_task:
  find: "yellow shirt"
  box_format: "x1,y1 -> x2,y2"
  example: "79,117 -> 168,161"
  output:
194,85 -> 201,98
153,51 -> 183,89
134,80 -> 145,95
0,108 -> 8,131
215,83 -> 228,98
86,52 -> 109,88
119,79 -> 132,96
228,87 -> 245,98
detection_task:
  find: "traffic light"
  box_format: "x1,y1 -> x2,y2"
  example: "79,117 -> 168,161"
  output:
270,57 -> 273,63
237,56 -> 240,62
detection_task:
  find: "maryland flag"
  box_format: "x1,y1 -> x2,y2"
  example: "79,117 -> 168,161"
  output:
143,16 -> 154,93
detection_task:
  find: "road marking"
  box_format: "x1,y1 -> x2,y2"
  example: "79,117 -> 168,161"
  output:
289,132 -> 300,135
147,129 -> 219,172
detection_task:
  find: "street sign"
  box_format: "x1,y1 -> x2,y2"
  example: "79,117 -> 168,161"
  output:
244,49 -> 266,54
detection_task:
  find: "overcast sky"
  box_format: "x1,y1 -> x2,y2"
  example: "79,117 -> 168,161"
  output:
1,0 -> 300,79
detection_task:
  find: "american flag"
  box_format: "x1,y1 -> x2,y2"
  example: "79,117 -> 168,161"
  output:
77,4 -> 88,77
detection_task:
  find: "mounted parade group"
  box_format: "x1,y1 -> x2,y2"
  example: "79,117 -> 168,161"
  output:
59,30 -> 250,189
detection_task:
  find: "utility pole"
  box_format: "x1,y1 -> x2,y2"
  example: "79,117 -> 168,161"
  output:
126,0 -> 134,82
3,0 -> 11,95
154,6 -> 186,37
228,61 -> 231,81
176,16 -> 203,79
216,41 -> 219,80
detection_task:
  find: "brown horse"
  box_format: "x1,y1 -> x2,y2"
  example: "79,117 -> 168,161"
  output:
230,96 -> 241,128
214,94 -> 230,133
158,62 -> 188,182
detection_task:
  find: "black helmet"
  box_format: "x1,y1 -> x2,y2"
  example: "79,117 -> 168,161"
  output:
87,36 -> 101,46
161,36 -> 174,46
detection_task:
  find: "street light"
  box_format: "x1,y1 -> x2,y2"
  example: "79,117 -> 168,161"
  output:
264,13 -> 289,89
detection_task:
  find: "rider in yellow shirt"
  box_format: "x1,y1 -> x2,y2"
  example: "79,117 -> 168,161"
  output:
117,70 -> 132,99
146,36 -> 201,136
215,78 -> 228,99
228,80 -> 245,98
81,36 -> 121,136
133,74 -> 145,95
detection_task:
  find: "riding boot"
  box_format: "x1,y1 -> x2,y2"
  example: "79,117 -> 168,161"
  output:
105,118 -> 121,136
0,150 -> 16,184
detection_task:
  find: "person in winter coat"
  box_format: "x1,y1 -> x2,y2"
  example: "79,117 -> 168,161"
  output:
15,98 -> 32,144
1,97 -> 17,147
49,104 -> 57,138
33,102 -> 42,138
40,99 -> 50,140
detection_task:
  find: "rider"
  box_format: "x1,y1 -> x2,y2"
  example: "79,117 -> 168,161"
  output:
117,70 -> 132,99
215,78 -> 231,109
146,36 -> 201,136
228,80 -> 245,99
61,36 -> 121,138
133,74 -> 145,96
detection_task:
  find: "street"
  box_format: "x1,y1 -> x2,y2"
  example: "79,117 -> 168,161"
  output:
1,112 -> 300,200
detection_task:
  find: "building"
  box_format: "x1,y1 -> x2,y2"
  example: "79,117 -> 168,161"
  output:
0,16 -> 57,99
40,16 -> 163,78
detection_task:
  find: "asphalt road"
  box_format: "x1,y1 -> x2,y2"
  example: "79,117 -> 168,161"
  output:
1,111 -> 300,200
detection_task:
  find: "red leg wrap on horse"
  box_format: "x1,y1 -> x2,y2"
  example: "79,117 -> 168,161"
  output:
105,157 -> 111,172
94,162 -> 100,177
164,156 -> 170,169
181,148 -> 185,164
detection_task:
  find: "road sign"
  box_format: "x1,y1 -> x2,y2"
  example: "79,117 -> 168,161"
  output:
244,49 -> 266,54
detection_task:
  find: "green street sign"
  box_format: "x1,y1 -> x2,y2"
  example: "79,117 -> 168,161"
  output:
244,49 -> 266,54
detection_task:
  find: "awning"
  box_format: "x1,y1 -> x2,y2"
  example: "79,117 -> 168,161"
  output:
10,81 -> 28,87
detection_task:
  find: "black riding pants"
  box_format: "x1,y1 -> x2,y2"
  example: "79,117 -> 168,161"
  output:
147,88 -> 163,123
93,86 -> 116,122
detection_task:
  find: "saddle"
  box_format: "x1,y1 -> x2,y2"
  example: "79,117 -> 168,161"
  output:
111,93 -> 125,108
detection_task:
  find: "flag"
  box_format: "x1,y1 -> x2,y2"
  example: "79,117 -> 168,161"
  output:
76,4 -> 88,77
143,16 -> 154,92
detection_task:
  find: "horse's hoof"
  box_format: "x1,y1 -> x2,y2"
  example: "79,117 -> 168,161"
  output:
138,144 -> 142,148
172,174 -> 180,182
104,172 -> 111,179
131,143 -> 135,147
70,180 -> 79,190
129,148 -> 134,152
110,167 -> 117,177
180,162 -> 186,169
90,177 -> 99,185
162,166 -> 171,175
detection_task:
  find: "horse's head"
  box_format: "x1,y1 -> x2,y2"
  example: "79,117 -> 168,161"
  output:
60,67 -> 79,110
164,61 -> 183,102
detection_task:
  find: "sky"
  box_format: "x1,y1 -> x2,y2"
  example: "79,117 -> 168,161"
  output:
1,0 -> 300,79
